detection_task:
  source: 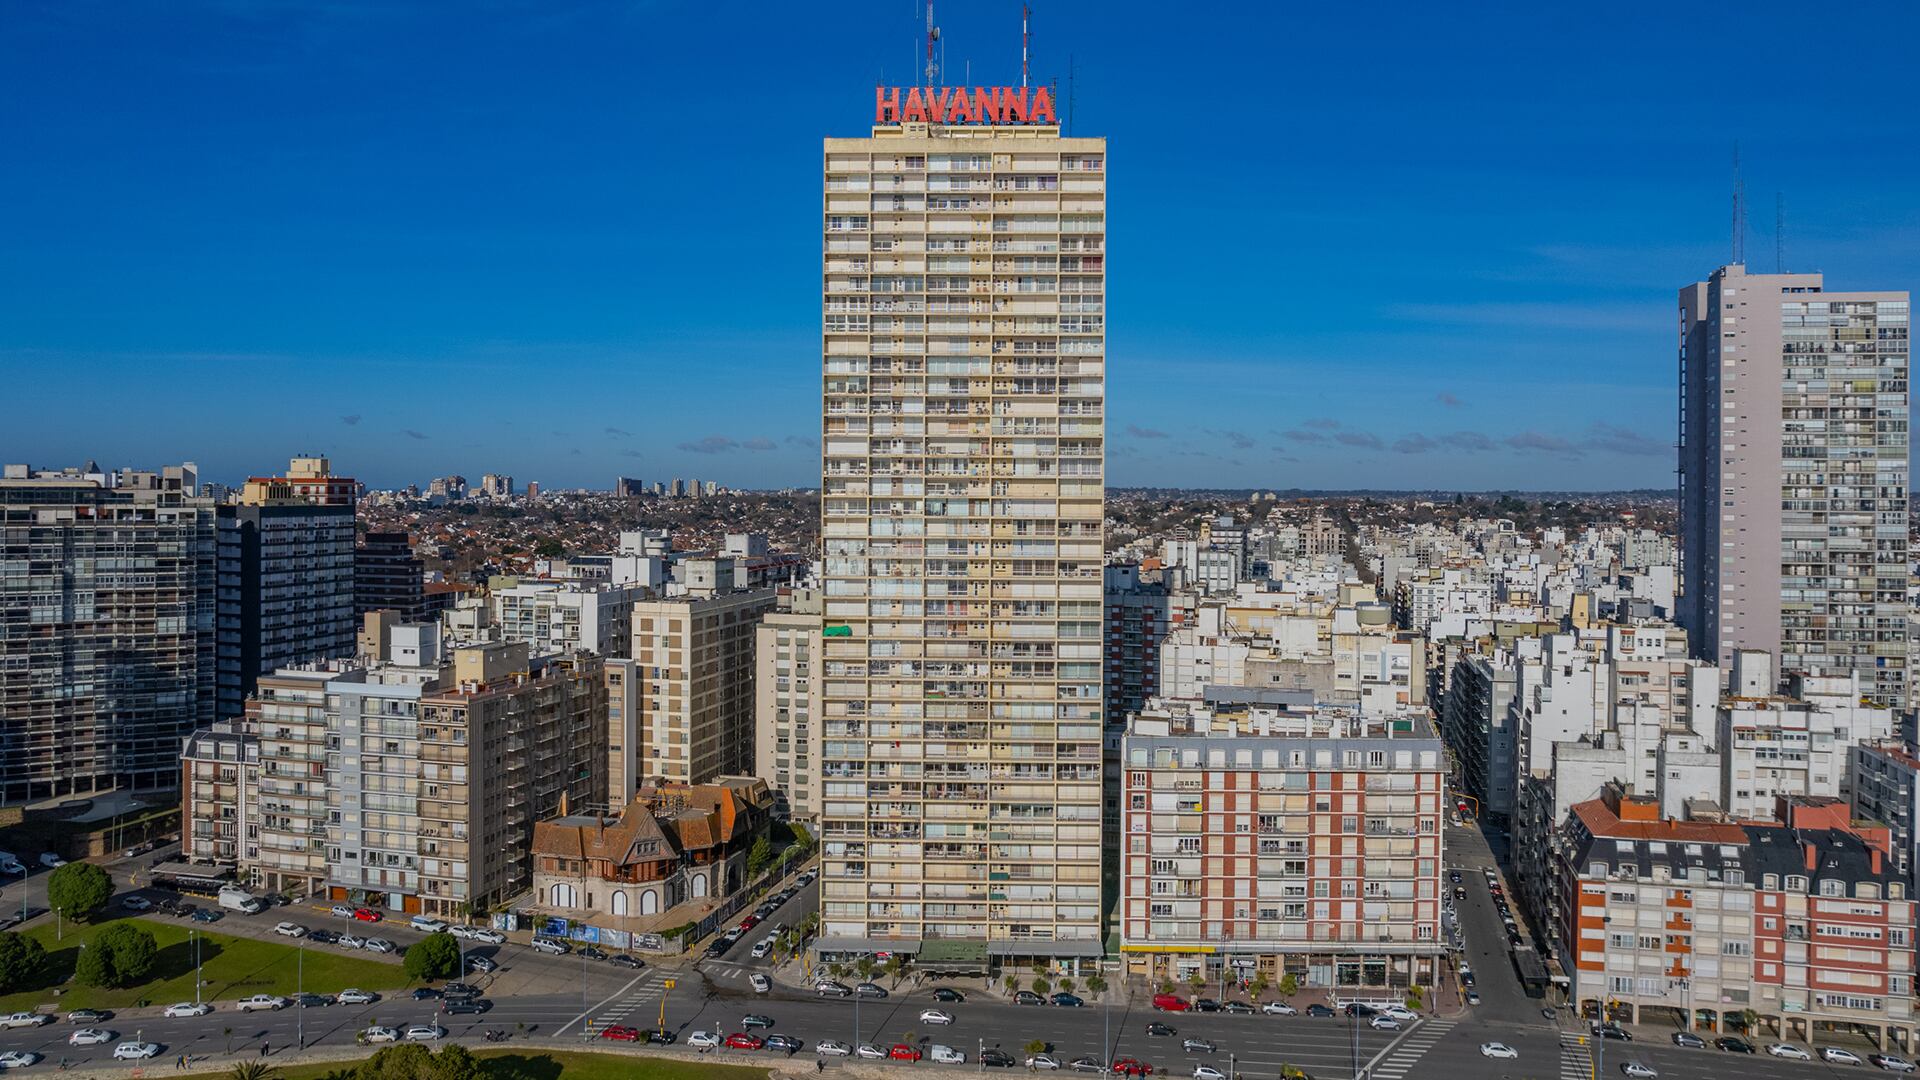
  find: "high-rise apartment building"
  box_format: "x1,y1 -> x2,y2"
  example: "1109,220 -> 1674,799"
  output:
216,457 -> 358,718
1678,265 -> 1910,705
755,589 -> 825,821
628,586 -> 776,793
355,531 -> 427,620
818,88 -> 1106,965
1,462 -> 218,803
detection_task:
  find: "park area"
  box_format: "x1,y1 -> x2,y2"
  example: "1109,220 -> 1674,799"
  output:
0,915 -> 413,1012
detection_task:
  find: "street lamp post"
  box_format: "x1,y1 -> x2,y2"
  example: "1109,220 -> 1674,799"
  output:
296,942 -> 304,1052
191,930 -> 203,1006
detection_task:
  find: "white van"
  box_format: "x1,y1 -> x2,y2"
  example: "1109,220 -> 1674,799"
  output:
931,1045 -> 966,1064
410,916 -> 448,933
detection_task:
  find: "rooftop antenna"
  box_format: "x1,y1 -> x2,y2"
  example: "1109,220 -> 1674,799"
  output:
1066,53 -> 1076,135
1775,192 -> 1785,273
1730,143 -> 1745,266
1022,4 -> 1031,89
924,0 -> 940,86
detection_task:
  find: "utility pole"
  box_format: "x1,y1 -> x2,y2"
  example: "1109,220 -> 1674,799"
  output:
297,944 -> 304,1051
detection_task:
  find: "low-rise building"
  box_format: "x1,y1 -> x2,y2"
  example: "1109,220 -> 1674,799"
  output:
1119,697 -> 1447,990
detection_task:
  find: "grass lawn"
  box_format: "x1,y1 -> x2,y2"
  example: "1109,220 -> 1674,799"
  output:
0,914 -> 413,1012
181,1049 -> 768,1080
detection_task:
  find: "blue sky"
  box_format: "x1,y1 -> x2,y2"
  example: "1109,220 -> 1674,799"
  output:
4,1 -> 1916,491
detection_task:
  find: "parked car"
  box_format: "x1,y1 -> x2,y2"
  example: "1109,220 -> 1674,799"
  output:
65,1010 -> 112,1024
337,934 -> 366,950
765,1034 -> 804,1053
815,981 -> 852,997
336,989 -> 378,1005
1194,1067 -> 1228,1080
725,1033 -> 765,1051
686,1031 -> 720,1050
1262,1001 -> 1297,1016
1190,998 -> 1221,1013
817,1040 -> 852,1056
121,896 -> 152,912
190,908 -> 222,923
931,1045 -> 966,1064
855,1043 -> 886,1059
293,993 -> 332,1009
1027,1054 -> 1062,1070
1824,1048 -> 1866,1066
0,1052 -> 39,1070
1151,993 -> 1189,1012
1466,991 -> 1482,1005
404,1024 -> 446,1042
932,987 -> 967,1002
0,1014 -> 50,1029
529,938 -> 568,955
1015,990 -> 1046,1005
1111,1059 -> 1153,1076
1052,993 -> 1086,1007
1221,1000 -> 1254,1015
599,1025 -> 642,1043
610,953 -> 644,969
1869,1054 -> 1917,1072
470,929 -> 505,945
1716,1037 -> 1756,1053
1069,1057 -> 1104,1073
1671,1032 -> 1707,1049
351,907 -> 381,922
38,853 -> 66,869
579,946 -> 609,961
410,916 -> 447,933
1766,1044 -> 1811,1061
854,982 -> 887,998
981,1048 -> 1016,1067
272,922 -> 307,938
641,1029 -> 676,1045
163,1003 -> 212,1018
237,995 -> 289,1012
889,1044 -> 922,1062
112,1042 -> 161,1060
362,938 -> 396,953
330,904 -> 355,918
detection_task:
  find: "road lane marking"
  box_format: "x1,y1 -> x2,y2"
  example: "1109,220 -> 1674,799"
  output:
553,971 -> 649,1037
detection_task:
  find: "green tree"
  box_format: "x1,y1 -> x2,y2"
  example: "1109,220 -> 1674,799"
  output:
424,1044 -> 478,1080
1278,973 -> 1300,997
0,932 -> 46,994
1186,970 -> 1206,995
883,953 -> 905,985
1003,974 -> 1019,997
1085,973 -> 1107,998
533,539 -> 565,559
1057,976 -> 1075,996
354,1043 -> 434,1080
1031,976 -> 1050,996
746,835 -> 774,878
1248,973 -> 1270,1003
74,922 -> 158,988
227,1064 -> 281,1080
855,955 -> 876,981
1023,1039 -> 1048,1056
45,862 -> 113,922
403,932 -> 461,981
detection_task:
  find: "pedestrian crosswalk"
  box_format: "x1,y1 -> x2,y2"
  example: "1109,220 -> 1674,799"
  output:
1560,1030 -> 1594,1080
590,969 -> 676,1030
1368,1020 -> 1456,1080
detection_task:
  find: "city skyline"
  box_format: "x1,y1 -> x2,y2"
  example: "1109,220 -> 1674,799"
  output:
6,2 -> 1917,490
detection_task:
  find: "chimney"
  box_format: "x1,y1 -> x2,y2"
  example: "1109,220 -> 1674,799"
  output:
1804,843 -> 1819,872
1871,846 -> 1884,876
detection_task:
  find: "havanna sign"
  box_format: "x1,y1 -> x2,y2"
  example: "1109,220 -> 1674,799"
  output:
875,85 -> 1058,125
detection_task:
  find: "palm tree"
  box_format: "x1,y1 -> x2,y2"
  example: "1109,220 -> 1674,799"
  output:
226,1063 -> 281,1080
1003,974 -> 1019,997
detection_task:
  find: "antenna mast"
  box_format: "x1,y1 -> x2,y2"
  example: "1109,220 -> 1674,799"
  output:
1022,4 -> 1031,89
924,1 -> 940,86
1775,193 -> 1785,273
1730,143 -> 1745,266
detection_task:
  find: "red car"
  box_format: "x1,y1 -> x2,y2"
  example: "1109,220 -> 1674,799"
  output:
737,914 -> 761,932
352,907 -> 381,922
889,1044 -> 922,1061
725,1033 -> 765,1050
1112,1059 -> 1153,1077
599,1025 -> 641,1042
1151,993 -> 1189,1012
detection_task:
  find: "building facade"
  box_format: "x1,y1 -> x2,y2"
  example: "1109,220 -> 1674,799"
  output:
1,462 -> 218,803
755,592 -> 825,821
1678,265 -> 1910,706
629,588 -> 776,790
216,457 -> 358,719
354,531 -> 427,621
818,91 -> 1107,963
1118,700 -> 1447,989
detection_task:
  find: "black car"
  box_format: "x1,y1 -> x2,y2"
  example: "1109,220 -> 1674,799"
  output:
609,954 -> 644,969
704,941 -> 731,959
1344,1003 -> 1378,1017
1191,998 -> 1221,1012
1146,1022 -> 1177,1037
1672,1032 -> 1707,1049
1449,870 -> 1462,883
1716,1036 -> 1756,1053
641,1029 -> 676,1045
981,1049 -> 1017,1068
932,987 -> 966,1002
293,993 -> 332,1008
578,946 -> 608,961
191,908 -> 222,923
1014,990 -> 1045,1005
444,999 -> 492,1015
1305,1004 -> 1336,1018
1594,1023 -> 1631,1042
1223,1001 -> 1255,1015
1460,971 -> 1476,987
765,1034 -> 803,1053
412,988 -> 441,1000
742,1014 -> 775,1029
1051,992 -> 1085,1007
306,929 -> 338,944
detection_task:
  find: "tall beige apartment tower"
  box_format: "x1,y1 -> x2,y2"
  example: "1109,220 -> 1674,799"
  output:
1678,264 -> 1910,706
818,86 -> 1107,967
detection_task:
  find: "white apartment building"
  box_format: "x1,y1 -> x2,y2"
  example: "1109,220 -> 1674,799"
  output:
490,579 -> 642,658
1718,670 -> 1893,820
756,591 -> 825,821
629,588 -> 776,789
818,89 -> 1106,964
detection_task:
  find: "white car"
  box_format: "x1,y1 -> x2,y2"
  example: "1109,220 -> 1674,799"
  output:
113,1043 -> 161,1060
1621,1063 -> 1659,1079
750,938 -> 774,959
122,896 -> 153,911
687,1031 -> 720,1050
163,1002 -> 212,1018
39,853 -> 65,869
856,1044 -> 886,1060
1825,1048 -> 1866,1066
920,1008 -> 955,1025
68,1029 -> 115,1046
470,929 -> 505,945
1262,1000 -> 1297,1015
363,938 -> 396,953
1481,1043 -> 1519,1060
362,1026 -> 399,1043
1767,1044 -> 1812,1060
337,989 -> 378,1005
1194,1068 -> 1228,1080
238,994 -> 289,1012
0,1052 -> 39,1070
1382,1005 -> 1418,1021
530,938 -> 567,955
749,973 -> 771,993
0,1013 -> 49,1029
272,922 -> 307,938
447,925 -> 476,940
1370,1015 -> 1402,1030
404,1024 -> 445,1042
1028,1054 -> 1062,1070
817,1040 -> 852,1056
410,916 -> 447,933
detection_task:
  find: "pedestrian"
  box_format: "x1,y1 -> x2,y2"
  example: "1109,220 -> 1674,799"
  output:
815,1058 -> 824,1073
260,1040 -> 270,1058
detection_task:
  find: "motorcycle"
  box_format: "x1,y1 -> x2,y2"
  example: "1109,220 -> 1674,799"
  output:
483,1030 -> 509,1043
